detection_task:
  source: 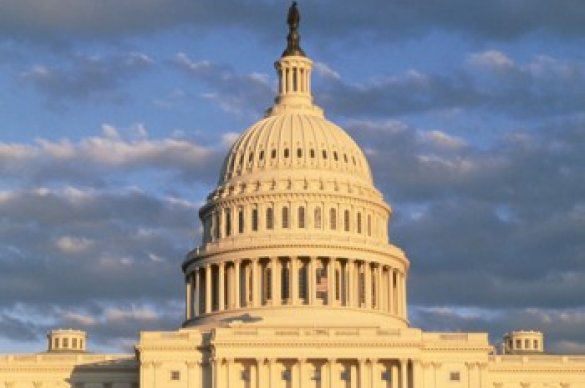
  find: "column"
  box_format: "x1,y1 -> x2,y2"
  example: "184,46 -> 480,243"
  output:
291,257 -> 299,305
256,359 -> 264,388
365,262 -> 372,309
268,358 -> 276,388
185,274 -> 192,320
432,362 -> 441,388
297,359 -> 305,388
412,360 -> 424,388
271,257 -> 279,305
389,268 -> 395,314
205,265 -> 212,314
370,359 -> 377,388
391,363 -> 399,388
478,363 -> 488,388
219,262 -> 225,311
252,259 -> 260,307
328,359 -> 336,388
401,272 -> 407,318
212,358 -> 221,388
309,258 -> 316,305
234,260 -> 241,309
358,359 -> 367,388
186,361 -> 199,388
467,362 -> 481,388
400,359 -> 408,388
327,257 -> 335,305
377,265 -> 383,310
226,358 -> 234,388
194,270 -> 200,316
346,259 -> 354,307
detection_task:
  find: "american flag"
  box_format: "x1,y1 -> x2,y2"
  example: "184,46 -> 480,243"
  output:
316,273 -> 328,293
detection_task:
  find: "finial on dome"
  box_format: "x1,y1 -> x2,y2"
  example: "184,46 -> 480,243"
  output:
282,1 -> 305,57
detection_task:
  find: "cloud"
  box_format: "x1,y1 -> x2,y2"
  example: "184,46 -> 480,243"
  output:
340,116 -> 585,316
1,0 -> 585,45
0,123 -> 223,185
315,51 -> 585,119
19,52 -> 153,108
411,306 -> 585,354
173,52 -> 274,117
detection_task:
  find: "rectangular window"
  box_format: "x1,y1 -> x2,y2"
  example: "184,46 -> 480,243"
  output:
298,207 -> 305,228
225,208 -> 231,237
299,266 -> 307,301
282,207 -> 289,228
357,212 -> 362,234
252,208 -> 258,231
449,372 -> 460,381
238,208 -> 244,234
266,207 -> 274,229
170,371 -> 181,381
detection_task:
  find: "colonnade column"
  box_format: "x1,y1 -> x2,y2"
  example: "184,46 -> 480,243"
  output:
327,257 -> 335,305
225,358 -> 234,388
252,258 -> 260,307
219,262 -> 225,311
309,258 -> 316,305
186,361 -> 200,387
291,257 -> 299,305
205,265 -> 212,314
377,266 -> 383,310
234,260 -> 241,309
401,272 -> 407,318
364,262 -> 372,308
358,359 -> 367,388
400,359 -> 409,388
328,359 -> 336,388
185,275 -> 192,320
194,270 -> 200,316
412,360 -> 423,388
389,269 -> 395,314
297,359 -> 305,388
271,257 -> 279,305
346,259 -> 354,307
391,362 -> 399,388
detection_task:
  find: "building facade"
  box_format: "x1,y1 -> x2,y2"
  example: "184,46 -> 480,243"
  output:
2,4 -> 585,388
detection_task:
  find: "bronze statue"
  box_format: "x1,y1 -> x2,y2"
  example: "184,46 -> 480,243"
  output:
282,1 -> 305,57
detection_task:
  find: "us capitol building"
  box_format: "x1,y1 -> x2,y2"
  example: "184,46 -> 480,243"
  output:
1,4 -> 584,388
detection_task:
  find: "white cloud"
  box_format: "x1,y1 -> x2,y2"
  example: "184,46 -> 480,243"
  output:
468,50 -> 515,69
55,236 -> 93,254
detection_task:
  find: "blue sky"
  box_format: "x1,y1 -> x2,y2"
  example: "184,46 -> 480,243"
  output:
1,0 -> 584,354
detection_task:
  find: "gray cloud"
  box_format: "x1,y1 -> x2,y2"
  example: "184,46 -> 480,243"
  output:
19,52 -> 153,108
0,123 -> 224,186
1,1 -> 585,44
315,51 -> 585,119
173,52 -> 274,117
411,306 -> 585,354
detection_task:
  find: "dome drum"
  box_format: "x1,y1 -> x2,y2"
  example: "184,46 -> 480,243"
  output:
182,254 -> 409,329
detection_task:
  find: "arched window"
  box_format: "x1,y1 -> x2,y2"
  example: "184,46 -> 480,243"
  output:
282,206 -> 289,228
344,210 -> 350,232
298,206 -> 305,228
252,208 -> 258,231
266,207 -> 274,230
330,208 -> 337,230
357,212 -> 362,234
314,207 -> 322,229
238,208 -> 244,234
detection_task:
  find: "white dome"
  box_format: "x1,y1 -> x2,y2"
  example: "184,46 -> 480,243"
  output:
182,31 -> 409,330
219,112 -> 373,187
